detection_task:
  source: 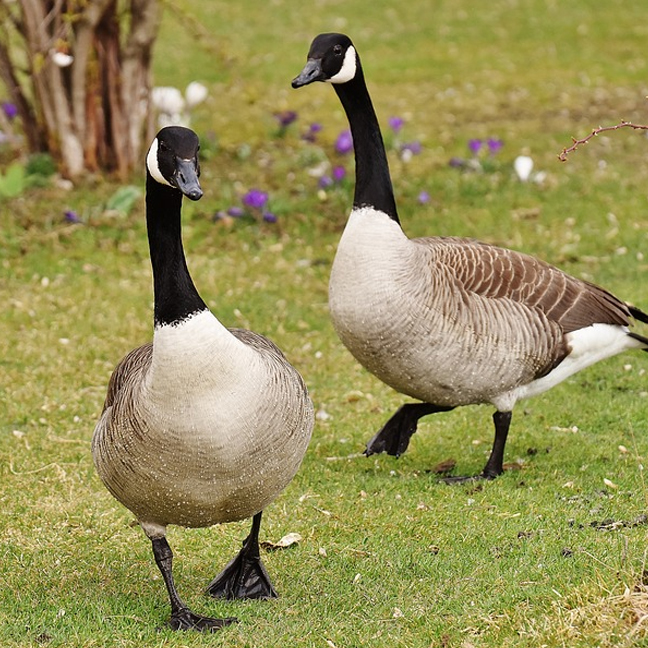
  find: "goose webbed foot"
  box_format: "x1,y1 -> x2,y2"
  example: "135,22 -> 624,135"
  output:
439,410 -> 512,484
206,512 -> 277,600
206,553 -> 276,600
365,403 -> 454,457
151,536 -> 236,633
166,608 -> 238,633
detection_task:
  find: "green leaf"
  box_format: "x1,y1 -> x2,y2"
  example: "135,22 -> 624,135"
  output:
25,153 -> 57,179
105,185 -> 142,215
0,163 -> 27,198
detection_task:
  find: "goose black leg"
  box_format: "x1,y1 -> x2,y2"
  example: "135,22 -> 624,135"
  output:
206,512 -> 277,600
364,403 -> 455,458
442,410 -> 512,484
151,537 -> 238,632
481,410 -> 512,479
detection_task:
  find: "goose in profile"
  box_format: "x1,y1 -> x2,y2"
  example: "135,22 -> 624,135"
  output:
292,33 -> 648,481
92,126 -> 314,631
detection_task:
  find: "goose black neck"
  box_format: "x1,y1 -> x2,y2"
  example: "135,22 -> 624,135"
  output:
334,69 -> 399,223
146,175 -> 207,326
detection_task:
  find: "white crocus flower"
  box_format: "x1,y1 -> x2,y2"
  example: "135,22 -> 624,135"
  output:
185,82 -> 208,108
151,87 -> 185,115
514,155 -> 534,182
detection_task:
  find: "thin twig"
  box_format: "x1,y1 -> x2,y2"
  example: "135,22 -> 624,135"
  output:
558,121 -> 648,161
9,461 -> 63,476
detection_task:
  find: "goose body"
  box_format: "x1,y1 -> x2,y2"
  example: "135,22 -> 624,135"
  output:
94,318 -> 310,533
92,126 -> 313,631
293,33 -> 648,479
330,208 -> 641,412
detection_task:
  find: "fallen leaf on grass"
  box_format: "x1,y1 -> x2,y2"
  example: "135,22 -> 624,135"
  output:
429,458 -> 456,474
260,532 -> 302,551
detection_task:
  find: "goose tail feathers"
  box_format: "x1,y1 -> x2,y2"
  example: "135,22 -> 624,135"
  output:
628,305 -> 648,349
629,304 -> 648,325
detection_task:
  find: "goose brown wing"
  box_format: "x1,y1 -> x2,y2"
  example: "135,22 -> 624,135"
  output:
229,328 -> 286,356
425,237 -> 633,333
101,342 -> 153,413
229,328 -> 311,397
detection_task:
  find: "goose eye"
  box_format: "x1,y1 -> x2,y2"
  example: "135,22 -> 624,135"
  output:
333,44 -> 343,55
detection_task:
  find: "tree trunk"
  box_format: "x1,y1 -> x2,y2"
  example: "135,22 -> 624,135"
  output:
0,0 -> 161,179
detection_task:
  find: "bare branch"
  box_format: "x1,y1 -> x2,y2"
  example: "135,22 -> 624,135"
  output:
70,0 -> 114,160
558,121 -> 648,162
1,0 -> 161,178
121,0 -> 161,163
0,21 -> 46,150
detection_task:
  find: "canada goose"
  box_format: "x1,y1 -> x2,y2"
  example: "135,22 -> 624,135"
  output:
292,33 -> 648,481
92,126 -> 314,631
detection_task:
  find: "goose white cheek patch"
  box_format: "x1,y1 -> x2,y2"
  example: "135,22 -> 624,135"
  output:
146,138 -> 172,187
329,46 -> 357,84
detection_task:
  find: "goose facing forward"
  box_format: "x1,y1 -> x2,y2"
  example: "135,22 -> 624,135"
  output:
292,33 -> 648,481
92,126 -> 314,631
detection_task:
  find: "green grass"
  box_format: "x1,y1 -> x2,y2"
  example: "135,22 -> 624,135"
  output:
2,0 -> 648,645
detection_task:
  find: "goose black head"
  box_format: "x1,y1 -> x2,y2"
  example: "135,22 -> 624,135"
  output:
292,33 -> 358,88
146,126 -> 203,201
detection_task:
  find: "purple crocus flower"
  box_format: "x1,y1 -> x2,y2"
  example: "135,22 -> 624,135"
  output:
332,165 -> 346,182
227,206 -> 245,218
302,122 -> 323,142
418,190 -> 431,204
318,175 -> 333,189
64,210 -> 81,223
242,189 -> 269,210
401,141 -> 422,155
274,110 -> 298,128
335,130 -> 353,154
262,211 -> 277,223
1,102 -> 18,121
487,137 -> 504,155
468,139 -> 483,155
388,116 -> 404,133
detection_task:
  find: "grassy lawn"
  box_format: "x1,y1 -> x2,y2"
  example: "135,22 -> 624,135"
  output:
1,0 -> 648,646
